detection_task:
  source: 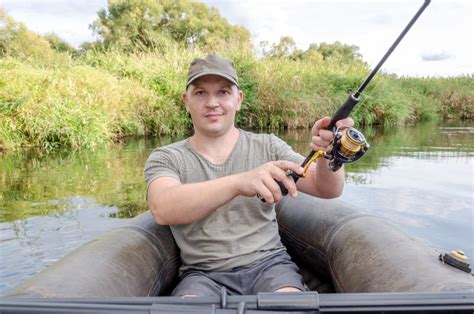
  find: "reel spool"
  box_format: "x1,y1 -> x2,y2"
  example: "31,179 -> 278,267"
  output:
327,126 -> 369,171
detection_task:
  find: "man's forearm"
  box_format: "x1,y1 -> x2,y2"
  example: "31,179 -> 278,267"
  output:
313,159 -> 345,198
298,159 -> 345,198
149,175 -> 241,225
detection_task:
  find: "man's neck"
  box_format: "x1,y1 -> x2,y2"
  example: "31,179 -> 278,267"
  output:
190,127 -> 240,165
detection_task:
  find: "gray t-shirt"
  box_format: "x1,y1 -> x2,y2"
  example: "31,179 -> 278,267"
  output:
144,129 -> 304,272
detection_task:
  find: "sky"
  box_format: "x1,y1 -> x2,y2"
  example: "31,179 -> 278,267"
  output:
1,0 -> 472,77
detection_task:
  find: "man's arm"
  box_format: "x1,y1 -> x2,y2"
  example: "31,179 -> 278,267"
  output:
148,160 -> 304,225
296,160 -> 345,198
147,175 -> 242,225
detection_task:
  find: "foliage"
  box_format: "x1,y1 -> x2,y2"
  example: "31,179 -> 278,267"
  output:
0,6 -> 472,151
312,41 -> 363,61
89,0 -> 252,51
0,8 -> 55,63
43,32 -> 76,54
262,37 -> 363,64
261,36 -> 299,59
0,60 -> 159,150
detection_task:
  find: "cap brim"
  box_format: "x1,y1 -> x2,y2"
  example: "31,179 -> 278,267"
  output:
187,70 -> 239,88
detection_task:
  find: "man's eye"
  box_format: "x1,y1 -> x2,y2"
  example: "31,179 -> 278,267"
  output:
195,91 -> 205,96
220,90 -> 230,95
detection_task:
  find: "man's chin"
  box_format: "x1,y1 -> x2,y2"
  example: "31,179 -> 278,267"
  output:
200,125 -> 231,137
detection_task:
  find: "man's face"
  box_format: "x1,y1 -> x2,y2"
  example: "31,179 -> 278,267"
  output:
183,75 -> 243,137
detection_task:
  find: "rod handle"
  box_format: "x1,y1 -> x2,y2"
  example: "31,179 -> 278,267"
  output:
257,172 -> 300,203
327,94 -> 360,130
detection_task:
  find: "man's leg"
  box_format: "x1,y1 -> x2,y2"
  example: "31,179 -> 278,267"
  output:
247,251 -> 306,294
274,287 -> 302,292
172,271 -> 223,297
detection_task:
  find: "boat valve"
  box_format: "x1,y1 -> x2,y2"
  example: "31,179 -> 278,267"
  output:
439,250 -> 472,274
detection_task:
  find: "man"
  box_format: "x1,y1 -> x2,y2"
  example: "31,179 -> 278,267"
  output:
144,54 -> 353,296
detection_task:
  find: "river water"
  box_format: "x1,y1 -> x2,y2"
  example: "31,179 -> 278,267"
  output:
0,120 -> 473,296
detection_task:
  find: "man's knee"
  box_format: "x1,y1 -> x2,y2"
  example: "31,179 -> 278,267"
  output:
172,272 -> 222,297
274,286 -> 302,292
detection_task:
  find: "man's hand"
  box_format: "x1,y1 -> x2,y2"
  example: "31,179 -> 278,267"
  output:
310,117 -> 354,152
237,161 -> 304,204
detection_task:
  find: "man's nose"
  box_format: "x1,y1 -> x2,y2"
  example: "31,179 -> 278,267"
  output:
205,96 -> 219,108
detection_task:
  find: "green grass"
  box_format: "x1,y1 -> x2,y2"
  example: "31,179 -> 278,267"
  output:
0,59 -> 159,150
1,40 -> 472,151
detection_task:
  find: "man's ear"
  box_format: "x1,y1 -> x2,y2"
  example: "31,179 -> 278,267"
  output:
182,92 -> 190,112
236,89 -> 244,111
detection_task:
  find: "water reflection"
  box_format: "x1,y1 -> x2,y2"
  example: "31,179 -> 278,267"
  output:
0,198 -> 127,294
0,121 -> 473,296
0,135 -> 178,294
277,121 -> 473,262
0,135 -> 177,222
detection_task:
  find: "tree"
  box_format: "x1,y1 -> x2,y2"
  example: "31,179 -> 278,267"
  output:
43,32 -> 76,54
306,41 -> 362,62
261,36 -> 302,60
0,8 -> 53,59
90,0 -> 251,51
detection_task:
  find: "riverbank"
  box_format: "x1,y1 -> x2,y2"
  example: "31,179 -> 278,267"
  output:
1,14 -> 473,151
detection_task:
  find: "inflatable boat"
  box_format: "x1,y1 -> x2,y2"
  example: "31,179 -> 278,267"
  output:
2,193 -> 473,313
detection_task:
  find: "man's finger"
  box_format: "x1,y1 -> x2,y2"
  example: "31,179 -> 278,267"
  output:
257,182 -> 274,204
335,117 -> 355,128
311,139 -> 331,150
312,116 -> 331,133
318,129 -> 334,142
310,142 -> 333,152
280,174 -> 298,197
262,176 -> 281,203
273,160 -> 304,176
265,169 -> 297,199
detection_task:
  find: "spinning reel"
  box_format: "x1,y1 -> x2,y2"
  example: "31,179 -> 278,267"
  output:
326,125 -> 369,172
299,125 -> 369,177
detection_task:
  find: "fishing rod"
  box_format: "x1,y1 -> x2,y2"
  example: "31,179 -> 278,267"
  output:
259,0 -> 431,201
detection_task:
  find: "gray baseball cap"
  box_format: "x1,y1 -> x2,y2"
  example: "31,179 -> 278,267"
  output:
186,54 -> 239,89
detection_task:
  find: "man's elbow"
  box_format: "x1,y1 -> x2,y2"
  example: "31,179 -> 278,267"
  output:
149,203 -> 170,225
324,190 -> 342,199
317,185 -> 344,199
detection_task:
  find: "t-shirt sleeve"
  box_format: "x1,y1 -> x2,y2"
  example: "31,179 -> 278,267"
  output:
269,134 -> 305,165
144,147 -> 181,189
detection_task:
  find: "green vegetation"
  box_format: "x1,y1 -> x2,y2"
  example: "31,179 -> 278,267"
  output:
90,0 -> 251,51
0,1 -> 472,151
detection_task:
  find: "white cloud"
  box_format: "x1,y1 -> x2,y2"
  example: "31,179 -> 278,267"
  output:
421,51 -> 453,62
1,0 -> 107,47
204,0 -> 473,77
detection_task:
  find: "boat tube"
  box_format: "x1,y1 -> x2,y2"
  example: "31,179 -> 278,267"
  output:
7,193 -> 473,298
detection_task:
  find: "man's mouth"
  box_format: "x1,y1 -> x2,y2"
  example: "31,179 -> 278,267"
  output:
204,112 -> 224,118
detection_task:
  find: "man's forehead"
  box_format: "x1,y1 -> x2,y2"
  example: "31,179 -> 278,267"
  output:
190,75 -> 235,89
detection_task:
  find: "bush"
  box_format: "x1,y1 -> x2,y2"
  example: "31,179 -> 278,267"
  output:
0,60 -> 159,150
0,7 -> 472,151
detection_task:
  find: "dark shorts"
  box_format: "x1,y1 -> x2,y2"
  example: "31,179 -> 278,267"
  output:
172,250 -> 305,296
